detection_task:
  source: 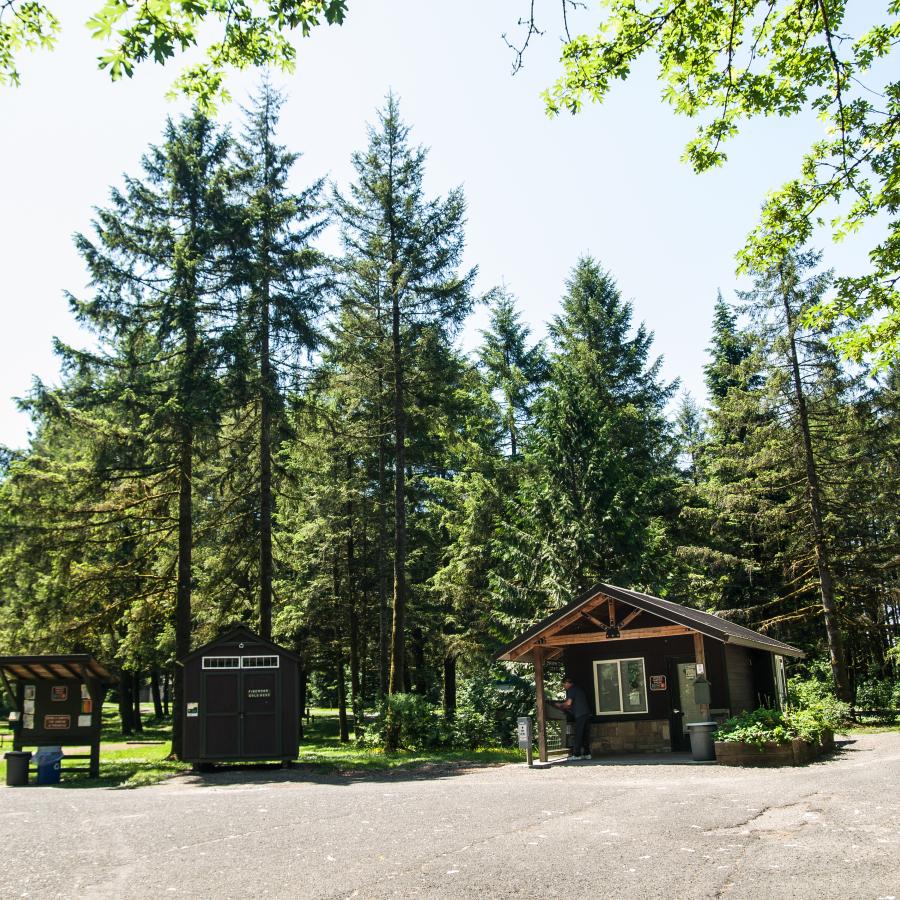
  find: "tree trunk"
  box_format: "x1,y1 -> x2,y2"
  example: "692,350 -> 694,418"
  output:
171,422 -> 193,759
347,454 -> 363,740
410,626 -> 425,694
132,671 -> 144,734
782,281 -> 850,701
162,670 -> 170,718
443,654 -> 457,721
297,667 -> 307,742
259,273 -> 274,641
388,285 -> 407,696
150,669 -> 163,720
337,657 -> 350,743
117,671 -> 134,736
377,400 -> 390,698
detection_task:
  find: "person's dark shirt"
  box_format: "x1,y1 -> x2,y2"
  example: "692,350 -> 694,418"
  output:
565,684 -> 589,718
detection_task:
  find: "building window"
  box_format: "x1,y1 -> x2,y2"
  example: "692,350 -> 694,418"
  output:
593,658 -> 648,715
241,656 -> 279,669
202,656 -> 239,669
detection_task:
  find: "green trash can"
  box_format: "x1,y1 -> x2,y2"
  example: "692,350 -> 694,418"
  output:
686,721 -> 718,761
4,751 -> 32,787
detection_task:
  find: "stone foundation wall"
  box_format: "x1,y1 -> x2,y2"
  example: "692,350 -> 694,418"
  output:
589,719 -> 671,754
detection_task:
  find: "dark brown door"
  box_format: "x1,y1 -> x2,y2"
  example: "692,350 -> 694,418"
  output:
203,672 -> 241,758
241,670 -> 280,757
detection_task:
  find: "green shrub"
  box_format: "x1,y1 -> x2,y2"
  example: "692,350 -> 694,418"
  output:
716,707 -> 795,746
362,693 -> 449,752
718,684 -> 849,747
853,677 -> 900,719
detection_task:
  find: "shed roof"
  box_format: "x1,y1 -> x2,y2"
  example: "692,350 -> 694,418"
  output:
495,582 -> 804,660
0,654 -> 117,684
181,624 -> 302,664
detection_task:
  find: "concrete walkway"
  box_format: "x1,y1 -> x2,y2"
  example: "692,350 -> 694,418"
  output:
1,732 -> 898,899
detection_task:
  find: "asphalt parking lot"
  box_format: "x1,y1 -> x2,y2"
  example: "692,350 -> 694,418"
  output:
2,732 -> 898,900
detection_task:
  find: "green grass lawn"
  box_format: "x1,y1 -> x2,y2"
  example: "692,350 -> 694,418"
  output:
1,704 -> 523,788
292,706 -> 523,773
841,723 -> 900,735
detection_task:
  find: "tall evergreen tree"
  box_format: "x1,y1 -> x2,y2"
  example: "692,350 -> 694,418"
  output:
332,94 -> 475,701
66,111 -> 233,756
221,81 -> 327,639
513,257 -> 677,611
739,252 -> 851,699
478,289 -> 546,457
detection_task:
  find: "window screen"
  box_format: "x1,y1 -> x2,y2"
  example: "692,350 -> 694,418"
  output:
241,656 -> 279,668
202,656 -> 239,669
593,658 -> 648,714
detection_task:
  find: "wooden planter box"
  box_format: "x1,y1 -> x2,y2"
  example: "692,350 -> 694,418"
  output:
715,730 -> 833,767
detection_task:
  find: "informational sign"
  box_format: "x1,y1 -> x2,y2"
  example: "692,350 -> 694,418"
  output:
247,688 -> 271,699
78,714 -> 92,728
81,684 -> 91,700
186,702 -> 199,717
683,664 -> 697,679
81,699 -> 93,714
24,685 -> 36,701
23,714 -> 34,730
51,685 -> 69,702
23,698 -> 35,714
44,714 -> 71,730
649,675 -> 667,691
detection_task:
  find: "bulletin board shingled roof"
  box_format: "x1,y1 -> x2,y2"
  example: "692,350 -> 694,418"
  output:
0,654 -> 118,683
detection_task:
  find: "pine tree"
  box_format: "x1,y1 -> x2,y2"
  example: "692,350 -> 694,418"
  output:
514,257 -> 677,611
478,289 -> 546,457
65,111 -> 234,756
217,80 -> 327,639
739,252 -> 851,699
332,94 -> 475,703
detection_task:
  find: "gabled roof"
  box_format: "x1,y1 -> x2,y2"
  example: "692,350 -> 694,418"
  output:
495,582 -> 805,660
181,624 -> 302,664
0,654 -> 117,684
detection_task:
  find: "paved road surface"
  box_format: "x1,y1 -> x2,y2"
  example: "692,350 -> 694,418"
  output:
2,733 -> 898,899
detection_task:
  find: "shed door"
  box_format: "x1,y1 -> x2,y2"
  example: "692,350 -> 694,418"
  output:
241,670 -> 280,757
201,667 -> 282,759
203,672 -> 241,758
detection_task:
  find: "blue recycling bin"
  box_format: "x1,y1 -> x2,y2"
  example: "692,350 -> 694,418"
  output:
34,747 -> 63,785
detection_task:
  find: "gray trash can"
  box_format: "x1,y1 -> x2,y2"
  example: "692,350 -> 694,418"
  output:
4,751 -> 32,787
686,721 -> 718,761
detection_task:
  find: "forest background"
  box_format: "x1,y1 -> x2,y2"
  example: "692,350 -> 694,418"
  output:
0,1 -> 898,756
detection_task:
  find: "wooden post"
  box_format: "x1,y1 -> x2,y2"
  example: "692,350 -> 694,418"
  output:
534,646 -> 548,764
693,632 -> 710,720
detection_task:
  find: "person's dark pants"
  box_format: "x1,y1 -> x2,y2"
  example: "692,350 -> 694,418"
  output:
572,715 -> 590,757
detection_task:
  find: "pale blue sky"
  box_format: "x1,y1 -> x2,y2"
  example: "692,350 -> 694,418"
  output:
0,1 -> 871,448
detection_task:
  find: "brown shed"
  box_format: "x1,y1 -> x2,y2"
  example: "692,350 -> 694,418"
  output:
180,625 -> 300,766
495,583 -> 804,762
0,654 -> 117,777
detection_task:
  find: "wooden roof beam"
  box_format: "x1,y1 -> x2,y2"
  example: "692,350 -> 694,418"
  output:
619,608 -> 643,629
544,625 -> 693,646
581,610 -> 608,630
506,594 -> 610,660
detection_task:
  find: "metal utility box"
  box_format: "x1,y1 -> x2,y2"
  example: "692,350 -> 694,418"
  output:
0,654 -> 117,778
181,625 -> 300,766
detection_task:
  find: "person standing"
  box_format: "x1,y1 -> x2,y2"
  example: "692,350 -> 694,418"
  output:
554,675 -> 591,759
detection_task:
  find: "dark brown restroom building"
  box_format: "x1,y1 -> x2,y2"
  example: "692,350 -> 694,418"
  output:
496,583 -> 804,762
